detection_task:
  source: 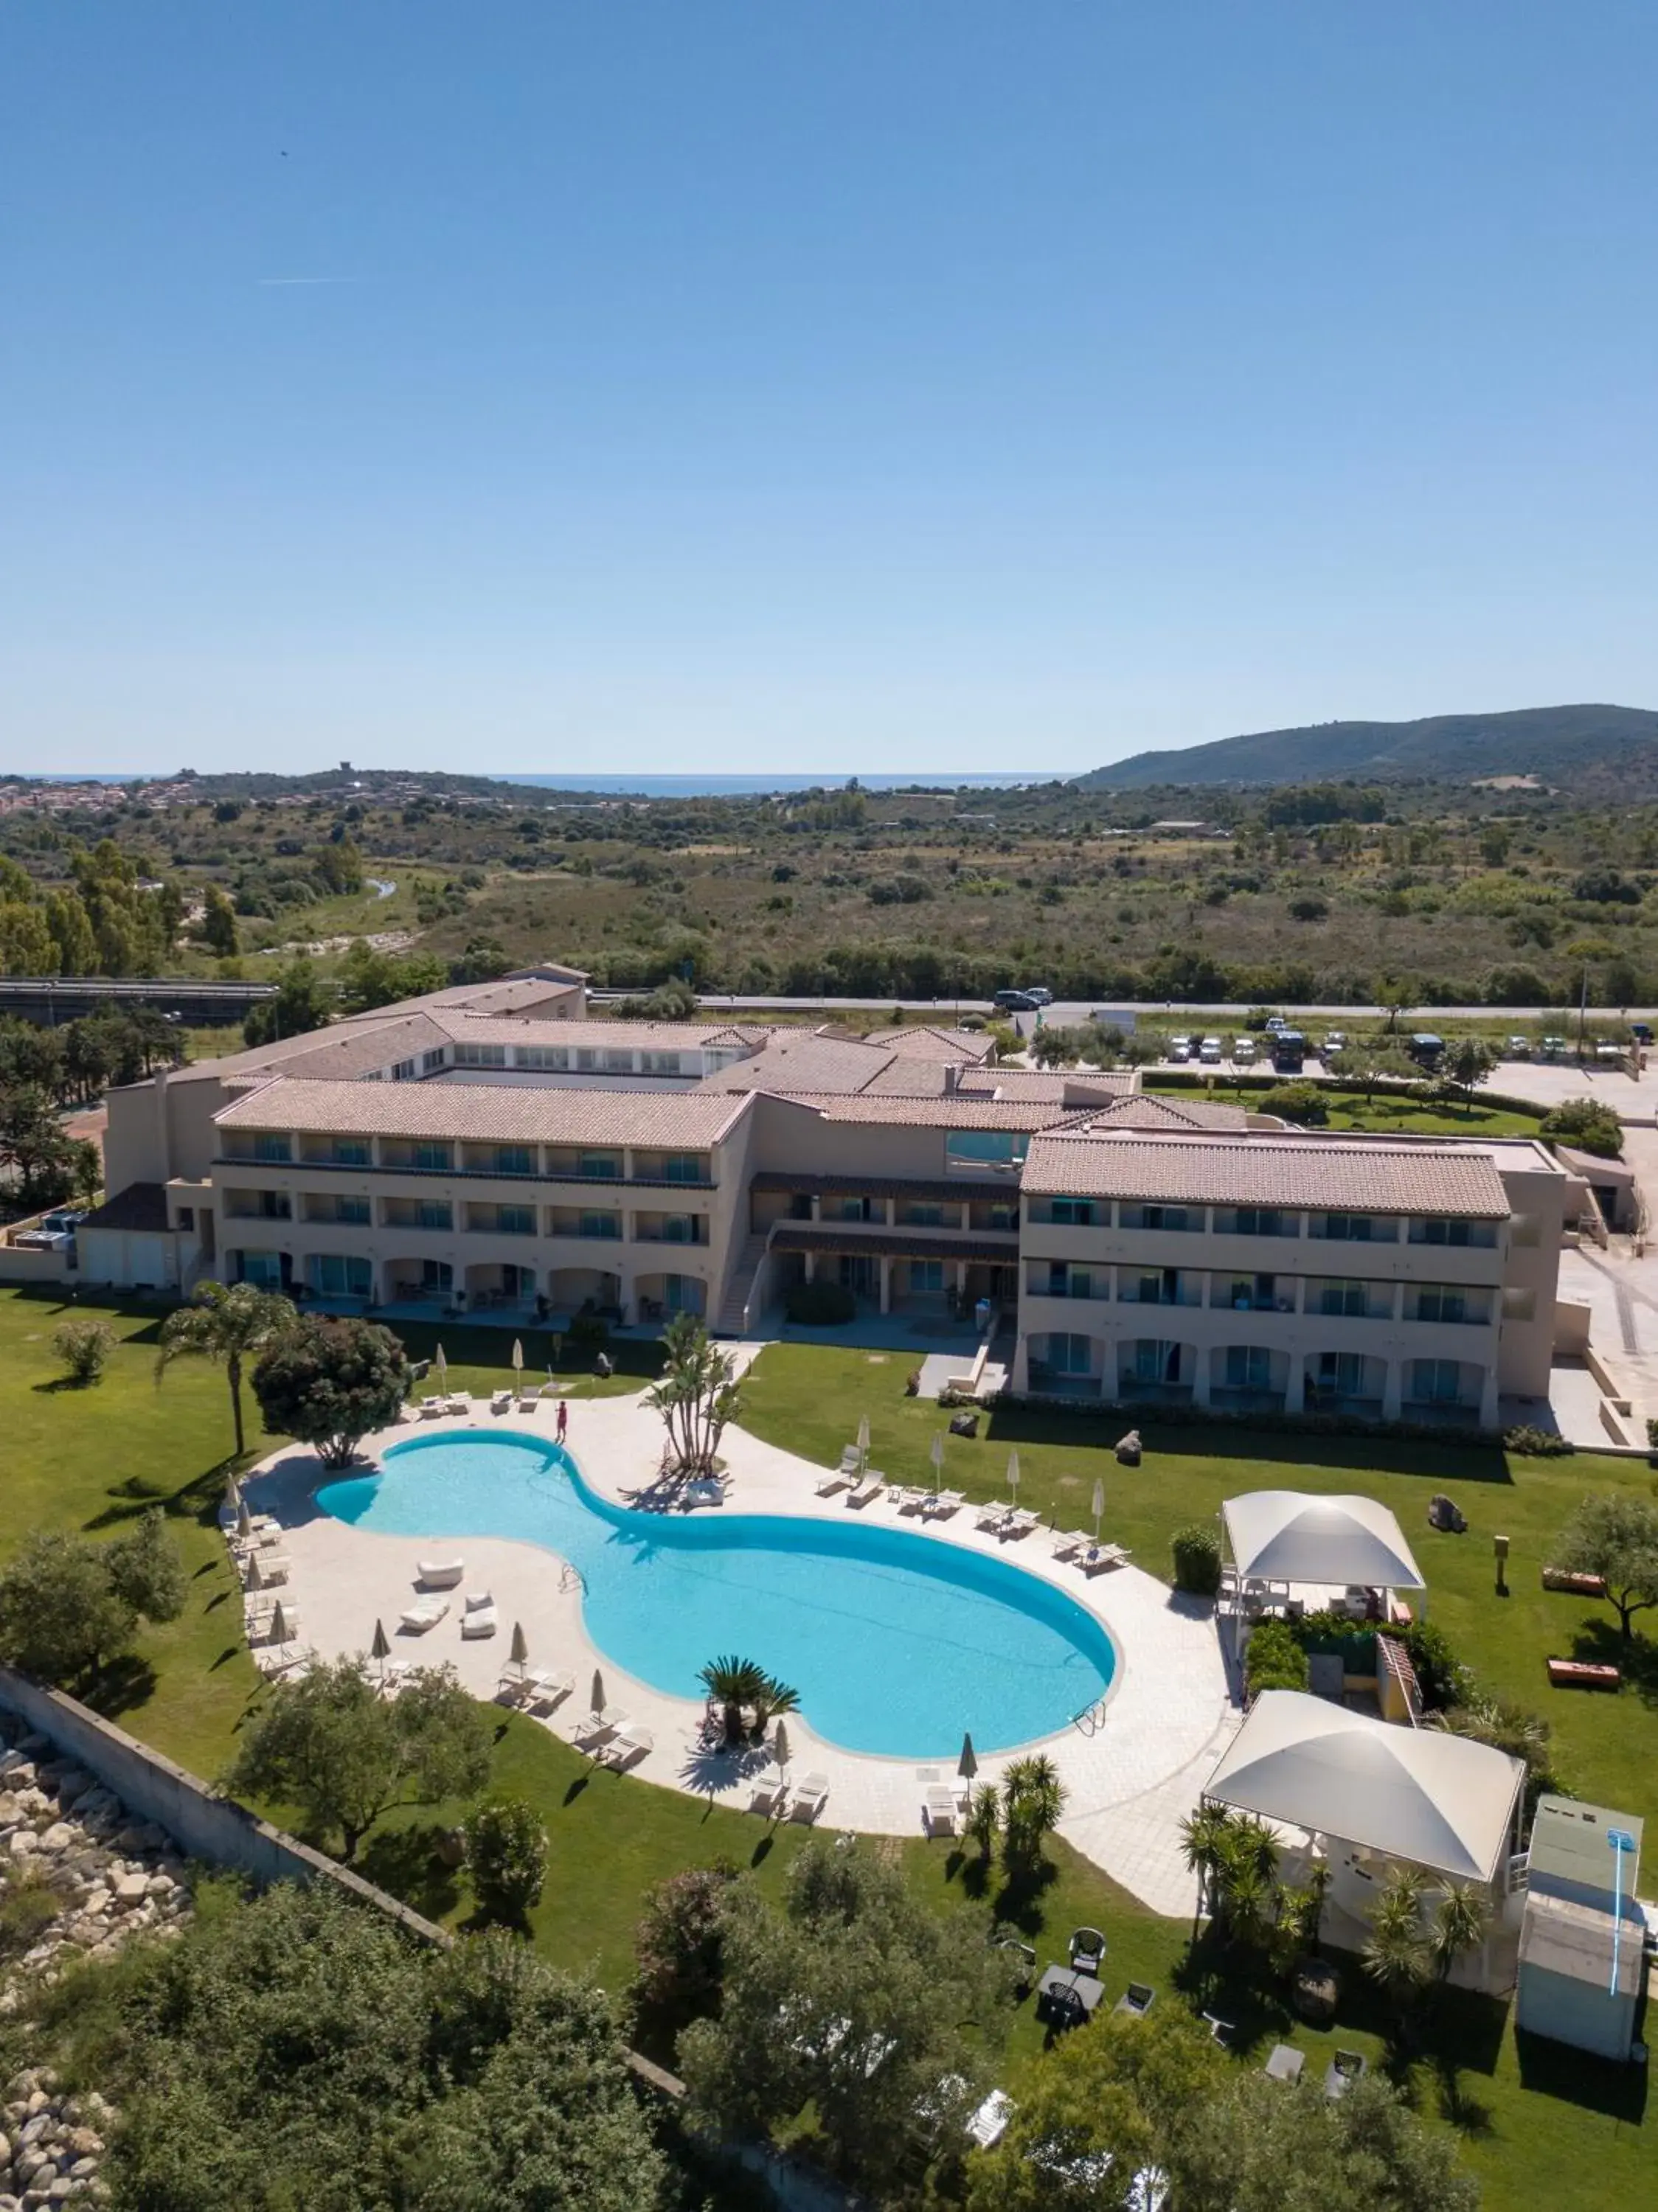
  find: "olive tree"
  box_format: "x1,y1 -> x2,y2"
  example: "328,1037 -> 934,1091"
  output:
1556,1489 -> 1658,1641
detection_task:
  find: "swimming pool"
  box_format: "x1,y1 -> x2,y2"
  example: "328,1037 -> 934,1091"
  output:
317,1431 -> 1116,1758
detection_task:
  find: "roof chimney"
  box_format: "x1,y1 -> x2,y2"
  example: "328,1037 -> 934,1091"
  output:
943,1062 -> 960,1095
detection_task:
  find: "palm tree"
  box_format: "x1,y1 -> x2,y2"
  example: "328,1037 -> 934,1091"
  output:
697,1655 -> 769,1747
1430,1882 -> 1488,1992
752,1673 -> 801,1742
1002,1753 -> 1066,1870
1179,1803 -> 1235,1938
646,1315 -> 744,1473
155,1279 -> 297,1458
966,1781 -> 1000,1863
1362,1866 -> 1432,2029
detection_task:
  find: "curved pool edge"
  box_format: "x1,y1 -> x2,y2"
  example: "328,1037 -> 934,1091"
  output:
311,1423 -> 1126,1764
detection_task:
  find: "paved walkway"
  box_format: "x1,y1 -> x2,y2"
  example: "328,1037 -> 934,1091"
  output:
240,1388 -> 1237,1917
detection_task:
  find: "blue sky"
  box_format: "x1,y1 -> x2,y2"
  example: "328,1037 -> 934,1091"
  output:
4,2 -> 1656,778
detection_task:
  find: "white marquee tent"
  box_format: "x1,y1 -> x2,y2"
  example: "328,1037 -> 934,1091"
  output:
1222,1490 -> 1426,1595
1204,1691 -> 1524,1885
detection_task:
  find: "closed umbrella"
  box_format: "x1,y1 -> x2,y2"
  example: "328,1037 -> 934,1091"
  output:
856,1413 -> 870,1477
237,1499 -> 253,1543
223,1475 -> 242,1517
590,1666 -> 606,1717
246,1550 -> 263,1591
268,1599 -> 291,1653
1092,1477 -> 1106,1544
434,1345 -> 448,1391
370,1618 -> 390,1680
929,1431 -> 946,1496
1006,1450 -> 1021,1507
512,1339 -> 524,1382
958,1732 -> 978,1784
773,1719 -> 791,1771
509,1620 -> 530,1680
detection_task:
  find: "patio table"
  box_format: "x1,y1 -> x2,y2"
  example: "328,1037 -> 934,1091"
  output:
1263,2044 -> 1305,2083
1034,1964 -> 1104,2026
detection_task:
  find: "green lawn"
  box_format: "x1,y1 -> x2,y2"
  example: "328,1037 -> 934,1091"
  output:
1145,1079 -> 1548,1139
1,1293 -> 1651,2207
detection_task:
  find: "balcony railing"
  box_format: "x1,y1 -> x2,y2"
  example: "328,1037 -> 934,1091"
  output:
212,1156 -> 718,1191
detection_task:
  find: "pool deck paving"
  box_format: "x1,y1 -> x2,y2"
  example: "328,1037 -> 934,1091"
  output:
240,1386 -> 1238,1918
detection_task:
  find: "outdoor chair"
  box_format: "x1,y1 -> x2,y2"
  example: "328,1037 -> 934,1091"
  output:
815,1471 -> 851,1497
521,1669 -> 575,1711
1069,1927 -> 1106,1975
1202,2013 -> 1236,2048
1324,2050 -> 1366,2100
1114,1982 -> 1156,2019
749,1766 -> 788,1817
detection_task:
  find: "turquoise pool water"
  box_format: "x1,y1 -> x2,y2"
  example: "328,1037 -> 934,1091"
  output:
317,1431 -> 1115,1757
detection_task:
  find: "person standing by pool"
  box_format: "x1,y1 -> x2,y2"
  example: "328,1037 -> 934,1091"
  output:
556,1398 -> 569,1443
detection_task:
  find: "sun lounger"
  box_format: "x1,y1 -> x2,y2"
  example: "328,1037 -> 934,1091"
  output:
516,1383 -> 542,1408
924,1786 -> 959,1837
255,1641 -> 316,1677
573,1705 -> 628,1749
595,1723 -> 653,1771
1078,1543 -> 1131,1576
923,1489 -> 964,1519
1000,1510 -> 1039,1540
490,1390 -> 512,1414
445,1394 -> 471,1416
399,1596 -> 450,1632
418,1399 -> 445,1421
521,1668 -> 575,1711
374,1660 -> 412,1694
749,1766 -> 789,1815
246,1552 -> 293,1585
460,1594 -> 499,1638
788,1772 -> 830,1824
1324,2050 -> 1366,2100
815,1470 -> 852,1497
839,1444 -> 863,1472
844,1478 -> 884,1508
1050,1530 -> 1087,1559
888,1486 -> 926,1514
417,1559 -> 465,1588
1263,2043 -> 1305,2083
248,1610 -> 304,1646
975,1503 -> 1008,1534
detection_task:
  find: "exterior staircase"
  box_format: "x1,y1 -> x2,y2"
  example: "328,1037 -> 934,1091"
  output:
713,1231 -> 771,1338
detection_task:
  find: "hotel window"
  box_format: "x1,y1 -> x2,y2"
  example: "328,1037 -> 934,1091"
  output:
252,1133 -> 291,1163
901,1202 -> 945,1227
326,1139 -> 372,1166
1049,1334 -> 1095,1375
1412,1216 -> 1495,1247
334,1197 -> 371,1225
422,1048 -> 448,1073
493,1145 -> 534,1176
308,1253 -> 371,1299
1316,1351 -> 1368,1396
642,1051 -> 682,1074
575,1049 -> 599,1071
414,1200 -> 452,1231
1411,1358 -> 1463,1403
1049,1198 -> 1096,1226
454,1043 -> 506,1068
514,1046 -> 569,1071
1319,1213 -> 1373,1242
1224,1345 -> 1273,1391
580,1211 -> 620,1239
665,1154 -> 705,1183
578,1152 -> 620,1179
909,1260 -> 944,1293
1413,1285 -> 1468,1325
391,1059 -> 417,1082
1229,1206 -> 1289,1237
497,1205 -> 535,1235
412,1142 -> 452,1172
603,1049 -> 633,1072
1317,1279 -> 1371,1318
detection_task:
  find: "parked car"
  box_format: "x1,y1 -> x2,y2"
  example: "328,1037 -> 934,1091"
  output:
993,990 -> 1039,1013
1322,1032 -> 1347,1054
1540,1035 -> 1567,1060
1595,1042 -> 1626,1064
1270,1030 -> 1307,1073
1021,986 -> 1053,1006
1264,1015 -> 1287,1034
1631,1023 -> 1654,1046
1168,1034 -> 1193,1062
1232,1037 -> 1258,1064
1199,1037 -> 1223,1064
1506,1034 -> 1531,1058
1406,1032 -> 1446,1069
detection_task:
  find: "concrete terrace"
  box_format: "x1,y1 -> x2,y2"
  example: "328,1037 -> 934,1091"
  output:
240,1385 -> 1235,1918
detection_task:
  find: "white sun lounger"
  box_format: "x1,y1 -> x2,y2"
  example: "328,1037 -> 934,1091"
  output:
788,1773 -> 830,1824
838,1444 -> 863,1472
399,1596 -> 450,1632
490,1389 -> 512,1414
574,1705 -> 628,1750
1000,1510 -> 1039,1540
888,1486 -> 926,1514
924,1786 -> 959,1837
594,1724 -> 653,1771
516,1384 -> 542,1408
520,1668 -> 575,1711
924,1490 -> 965,1519
749,1766 -> 789,1815
417,1559 -> 465,1589
1050,1529 -> 1088,1559
418,1399 -> 445,1421
844,1476 -> 884,1508
245,1553 -> 293,1585
460,1594 -> 499,1638
1078,1543 -> 1131,1576
815,1470 -> 852,1497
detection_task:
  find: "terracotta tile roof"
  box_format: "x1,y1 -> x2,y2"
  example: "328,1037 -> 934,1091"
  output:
861,1026 -> 996,1062
214,1077 -> 753,1148
1069,1095 -> 1249,1132
954,1069 -> 1140,1103
164,1013 -> 451,1085
434,1013 -> 770,1051
698,1034 -> 895,1094
780,1093 -> 1088,1131
1019,1131 -> 1513,1215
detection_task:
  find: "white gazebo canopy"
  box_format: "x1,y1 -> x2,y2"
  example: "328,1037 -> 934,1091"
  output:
1222,1490 -> 1425,1593
1204,1690 -> 1524,1885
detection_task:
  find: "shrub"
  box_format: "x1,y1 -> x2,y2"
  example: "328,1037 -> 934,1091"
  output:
0,1531 -> 139,1685
783,1279 -> 856,1325
1171,1523 -> 1222,1596
1244,1618 -> 1310,1699
1540,1096 -> 1624,1159
566,1310 -> 611,1353
1506,1424 -> 1575,1456
105,1506 -> 188,1624
465,1795 -> 550,1921
1398,1618 -> 1469,1711
252,1315 -> 410,1467
1256,1082 -> 1328,1125
53,1316 -> 114,1385
631,1863 -> 738,2037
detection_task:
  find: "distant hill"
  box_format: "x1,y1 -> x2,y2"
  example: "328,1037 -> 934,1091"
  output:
1074,704 -> 1658,790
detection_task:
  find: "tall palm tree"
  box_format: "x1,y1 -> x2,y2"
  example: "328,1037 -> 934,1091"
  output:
1002,1753 -> 1066,1869
155,1279 -> 297,1458
1362,1866 -> 1432,2028
697,1655 -> 769,1747
1431,1882 -> 1488,1991
1179,1803 -> 1235,1938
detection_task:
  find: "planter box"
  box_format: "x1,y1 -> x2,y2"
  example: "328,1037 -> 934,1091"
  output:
1541,1568 -> 1608,1597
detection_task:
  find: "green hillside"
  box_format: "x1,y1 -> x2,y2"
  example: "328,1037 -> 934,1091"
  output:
1076,703 -> 1658,790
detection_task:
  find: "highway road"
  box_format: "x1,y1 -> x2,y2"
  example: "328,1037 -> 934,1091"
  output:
662,994 -> 1656,1027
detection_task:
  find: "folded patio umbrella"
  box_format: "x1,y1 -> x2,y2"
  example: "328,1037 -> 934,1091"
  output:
509,1620 -> 529,1676
237,1499 -> 253,1543
223,1475 -> 242,1515
434,1345 -> 448,1390
590,1667 -> 605,1715
959,1733 -> 978,1784
929,1432 -> 946,1492
512,1339 -> 524,1380
370,1619 -> 390,1674
268,1599 -> 291,1649
856,1414 -> 870,1471
246,1551 -> 263,1591
1007,1450 -> 1021,1505
773,1720 -> 791,1770
1092,1478 -> 1105,1543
